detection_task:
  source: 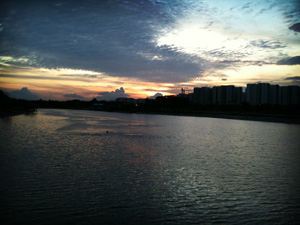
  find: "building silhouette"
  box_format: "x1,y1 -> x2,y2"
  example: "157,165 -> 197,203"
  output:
184,83 -> 299,106
193,85 -> 243,105
193,87 -> 212,104
246,83 -> 300,106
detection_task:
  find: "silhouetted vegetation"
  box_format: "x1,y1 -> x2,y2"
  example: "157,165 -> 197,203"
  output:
0,90 -> 36,117
92,95 -> 300,123
1,89 -> 300,123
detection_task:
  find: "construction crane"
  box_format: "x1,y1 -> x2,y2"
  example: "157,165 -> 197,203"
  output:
181,87 -> 192,95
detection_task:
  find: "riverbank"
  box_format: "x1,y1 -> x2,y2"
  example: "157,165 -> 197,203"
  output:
0,109 -> 37,118
1,106 -> 299,125
162,111 -> 300,124
98,108 -> 300,125
0,90 -> 37,118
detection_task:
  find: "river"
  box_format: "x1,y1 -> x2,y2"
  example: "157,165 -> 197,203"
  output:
0,108 -> 299,224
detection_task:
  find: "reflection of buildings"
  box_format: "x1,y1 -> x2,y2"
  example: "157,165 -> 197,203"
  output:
181,83 -> 300,106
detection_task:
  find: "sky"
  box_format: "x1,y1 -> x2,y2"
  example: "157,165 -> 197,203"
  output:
0,0 -> 299,100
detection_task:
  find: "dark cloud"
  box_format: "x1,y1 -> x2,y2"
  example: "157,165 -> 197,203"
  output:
284,76 -> 300,80
149,92 -> 163,99
241,3 -> 251,10
219,60 -> 242,64
0,74 -> 99,83
249,40 -> 286,49
289,23 -> 300,32
218,60 -> 271,67
282,1 -> 300,25
240,2 -> 254,14
63,93 -> 85,99
0,0 -> 204,83
59,74 -> 100,79
9,87 -> 39,100
1,0 -> 299,85
277,56 -> 300,65
97,87 -> 129,101
0,74 -> 57,80
206,48 -> 253,64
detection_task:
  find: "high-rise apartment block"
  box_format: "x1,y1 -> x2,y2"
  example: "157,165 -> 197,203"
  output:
246,83 -> 300,106
193,85 -> 243,105
188,83 -> 299,105
193,87 -> 212,104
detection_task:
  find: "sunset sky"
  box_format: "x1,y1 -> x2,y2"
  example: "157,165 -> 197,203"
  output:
0,0 -> 299,100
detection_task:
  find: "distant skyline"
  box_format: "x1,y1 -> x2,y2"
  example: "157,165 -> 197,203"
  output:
0,0 -> 299,100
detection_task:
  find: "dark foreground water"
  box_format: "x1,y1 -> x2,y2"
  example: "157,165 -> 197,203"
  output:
0,109 -> 300,225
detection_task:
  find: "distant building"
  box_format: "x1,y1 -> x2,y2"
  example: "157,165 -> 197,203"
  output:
225,85 -> 235,104
113,83 -> 300,107
234,87 -> 243,104
193,87 -> 212,104
246,83 -> 270,105
258,83 -> 270,105
212,86 -> 226,104
290,86 -> 300,105
270,85 -> 280,105
212,86 -> 219,104
245,83 -> 300,106
280,86 -> 290,105
193,85 -> 243,105
246,83 -> 258,105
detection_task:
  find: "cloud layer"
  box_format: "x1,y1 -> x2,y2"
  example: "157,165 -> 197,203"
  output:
150,93 -> 163,99
289,23 -> 300,32
97,87 -> 129,101
0,0 -> 203,83
0,0 -> 299,87
9,87 -> 39,100
277,56 -> 300,65
63,93 -> 85,99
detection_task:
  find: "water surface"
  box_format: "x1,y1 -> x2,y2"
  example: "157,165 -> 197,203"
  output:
0,109 -> 299,224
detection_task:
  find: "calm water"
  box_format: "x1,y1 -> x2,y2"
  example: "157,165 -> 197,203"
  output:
0,109 -> 299,225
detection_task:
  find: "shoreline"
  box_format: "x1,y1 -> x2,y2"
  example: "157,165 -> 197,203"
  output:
1,107 -> 300,125
118,110 -> 300,125
90,107 -> 300,125
0,109 -> 37,118
170,112 -> 300,124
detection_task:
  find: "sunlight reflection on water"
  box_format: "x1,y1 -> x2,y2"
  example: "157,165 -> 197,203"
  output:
0,109 -> 299,224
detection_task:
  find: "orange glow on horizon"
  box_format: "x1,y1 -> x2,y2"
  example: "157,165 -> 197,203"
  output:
0,66 -> 180,100
1,63 -> 299,100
